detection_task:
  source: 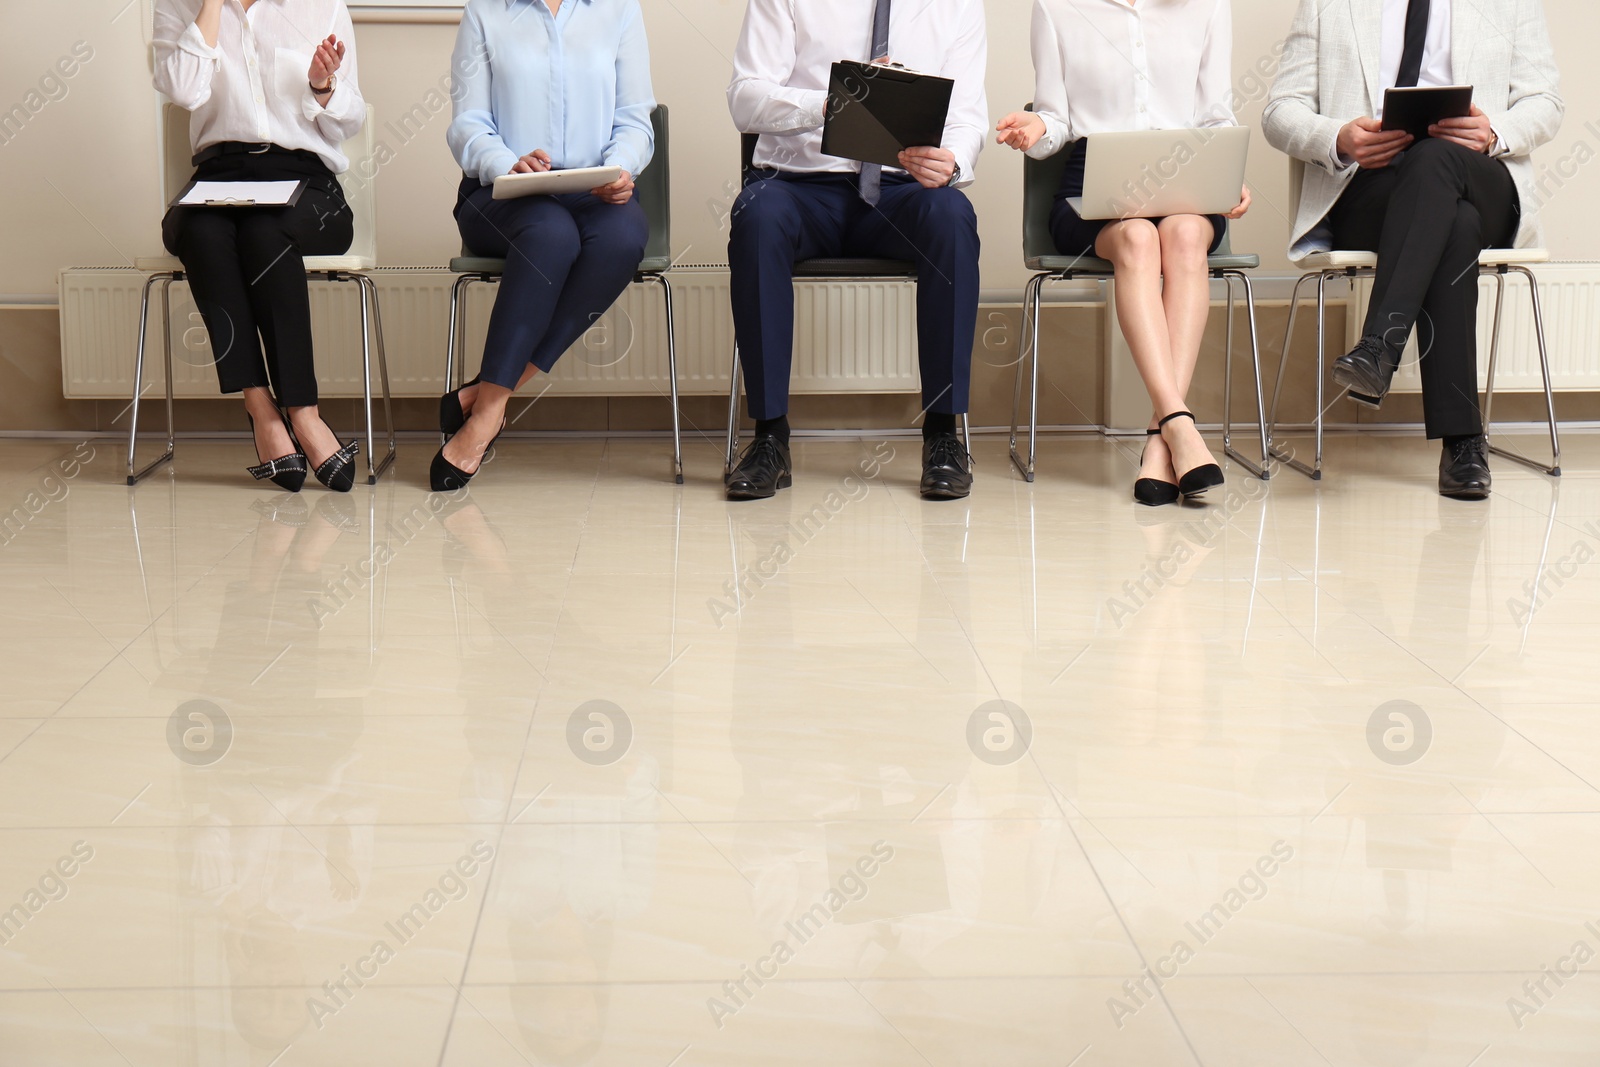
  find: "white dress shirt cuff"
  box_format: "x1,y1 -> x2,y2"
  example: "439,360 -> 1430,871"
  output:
177,21 -> 219,61
1026,111 -> 1069,161
792,89 -> 829,133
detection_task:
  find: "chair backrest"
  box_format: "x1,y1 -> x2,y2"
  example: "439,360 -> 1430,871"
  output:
159,101 -> 378,262
636,105 -> 670,265
1021,107 -> 1071,263
1287,156 -> 1306,226
740,132 -> 759,185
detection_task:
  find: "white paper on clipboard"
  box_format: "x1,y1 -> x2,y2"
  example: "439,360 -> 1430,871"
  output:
176,180 -> 305,207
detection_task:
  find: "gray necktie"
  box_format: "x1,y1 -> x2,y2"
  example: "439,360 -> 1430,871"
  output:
858,0 -> 891,205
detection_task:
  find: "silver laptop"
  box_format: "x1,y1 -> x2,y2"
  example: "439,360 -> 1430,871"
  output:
1068,126 -> 1251,220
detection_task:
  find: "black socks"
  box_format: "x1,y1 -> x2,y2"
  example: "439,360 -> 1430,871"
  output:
1443,433 -> 1484,448
923,412 -> 957,440
755,416 -> 790,444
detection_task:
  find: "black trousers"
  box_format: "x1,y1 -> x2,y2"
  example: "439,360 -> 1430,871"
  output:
162,145 -> 354,408
1327,138 -> 1519,439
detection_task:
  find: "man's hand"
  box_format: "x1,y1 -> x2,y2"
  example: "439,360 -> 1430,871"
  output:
1430,105 -> 1496,154
995,112 -> 1046,152
1225,184 -> 1252,220
1337,116 -> 1412,169
593,171 -> 635,205
308,34 -> 345,92
511,150 -> 551,174
897,146 -> 956,189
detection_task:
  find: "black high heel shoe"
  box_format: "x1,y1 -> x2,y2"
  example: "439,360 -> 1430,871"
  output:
246,412 -> 308,493
430,418 -> 504,492
1133,428 -> 1180,507
439,376 -> 480,439
1158,411 -> 1224,498
312,438 -> 362,493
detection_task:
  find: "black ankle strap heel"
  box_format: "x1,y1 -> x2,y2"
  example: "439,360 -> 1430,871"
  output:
1158,411 -> 1225,499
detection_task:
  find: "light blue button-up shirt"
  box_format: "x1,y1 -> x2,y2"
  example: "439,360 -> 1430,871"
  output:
448,0 -> 655,186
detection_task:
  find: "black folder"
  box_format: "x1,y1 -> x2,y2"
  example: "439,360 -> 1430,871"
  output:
1381,85 -> 1474,141
820,60 -> 954,169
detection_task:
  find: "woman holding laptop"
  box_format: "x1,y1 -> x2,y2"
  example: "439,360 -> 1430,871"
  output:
435,0 -> 655,491
153,0 -> 366,492
997,0 -> 1249,506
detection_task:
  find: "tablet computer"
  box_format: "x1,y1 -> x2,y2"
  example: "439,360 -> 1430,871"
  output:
1381,85 -> 1473,141
492,166 -> 623,200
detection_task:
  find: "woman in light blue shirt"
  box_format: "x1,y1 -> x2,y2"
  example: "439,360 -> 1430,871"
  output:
432,0 -> 655,491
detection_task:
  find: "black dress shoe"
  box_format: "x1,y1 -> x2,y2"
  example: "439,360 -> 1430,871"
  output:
1134,428 -> 1180,507
439,376 -> 480,439
1439,434 -> 1491,500
431,419 -> 505,492
725,434 -> 792,500
1158,411 -> 1224,498
1333,337 -> 1397,406
312,439 -> 362,493
920,432 -> 972,500
245,412 -> 308,493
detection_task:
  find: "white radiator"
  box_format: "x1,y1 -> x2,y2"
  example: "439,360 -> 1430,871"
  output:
57,267 -> 920,400
1348,263 -> 1600,392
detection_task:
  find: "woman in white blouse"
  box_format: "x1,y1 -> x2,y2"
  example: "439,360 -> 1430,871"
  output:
153,0 -> 365,492
997,0 -> 1250,506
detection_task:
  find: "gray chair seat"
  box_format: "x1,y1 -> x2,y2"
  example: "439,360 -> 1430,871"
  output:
794,258 -> 915,277
451,254 -> 678,275
1026,252 -> 1261,274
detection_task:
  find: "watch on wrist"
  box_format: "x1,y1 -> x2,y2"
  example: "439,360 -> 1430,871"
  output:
947,163 -> 961,187
311,76 -> 335,96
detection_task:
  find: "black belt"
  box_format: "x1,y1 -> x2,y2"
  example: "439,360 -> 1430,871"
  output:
192,142 -> 324,167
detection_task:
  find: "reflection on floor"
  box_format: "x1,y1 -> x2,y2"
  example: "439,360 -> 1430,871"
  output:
0,430 -> 1597,1066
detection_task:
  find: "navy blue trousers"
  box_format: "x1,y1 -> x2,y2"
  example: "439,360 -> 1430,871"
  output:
455,177 -> 648,389
727,172 -> 980,420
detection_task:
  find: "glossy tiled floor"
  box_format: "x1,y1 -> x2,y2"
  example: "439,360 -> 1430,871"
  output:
1,429 -> 1598,1066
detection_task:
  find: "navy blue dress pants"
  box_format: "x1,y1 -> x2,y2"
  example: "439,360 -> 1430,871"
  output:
727,171 -> 980,420
455,177 -> 648,389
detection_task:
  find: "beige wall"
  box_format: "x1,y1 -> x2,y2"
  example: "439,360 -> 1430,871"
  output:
0,0 -> 1596,436
2,0 -> 1597,297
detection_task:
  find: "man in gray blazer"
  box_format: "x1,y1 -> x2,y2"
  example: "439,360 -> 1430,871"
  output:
1264,0 -> 1562,499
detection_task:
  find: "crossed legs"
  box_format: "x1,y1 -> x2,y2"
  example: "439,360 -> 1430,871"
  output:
1094,215 -> 1219,484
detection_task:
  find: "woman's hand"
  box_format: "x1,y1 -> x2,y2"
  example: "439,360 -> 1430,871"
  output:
995,111 -> 1046,152
511,150 -> 552,174
593,171 -> 635,205
308,34 -> 345,92
1224,184 -> 1252,220
897,147 -> 956,189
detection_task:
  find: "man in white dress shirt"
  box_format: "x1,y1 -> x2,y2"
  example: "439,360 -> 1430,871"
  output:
1264,0 -> 1562,499
723,0 -> 988,501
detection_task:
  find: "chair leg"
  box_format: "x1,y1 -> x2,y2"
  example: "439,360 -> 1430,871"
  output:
1009,273 -> 1043,482
443,273 -> 476,444
652,273 -> 684,484
1481,268 -> 1507,434
358,273 -> 397,485
724,343 -> 742,474
128,273 -> 178,486
1268,272 -> 1315,461
1486,265 -> 1561,477
1221,271 -> 1270,480
1273,271 -> 1328,481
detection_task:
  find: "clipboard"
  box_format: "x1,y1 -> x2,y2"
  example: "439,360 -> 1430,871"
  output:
820,60 -> 954,170
173,179 -> 307,209
1381,85 -> 1474,141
